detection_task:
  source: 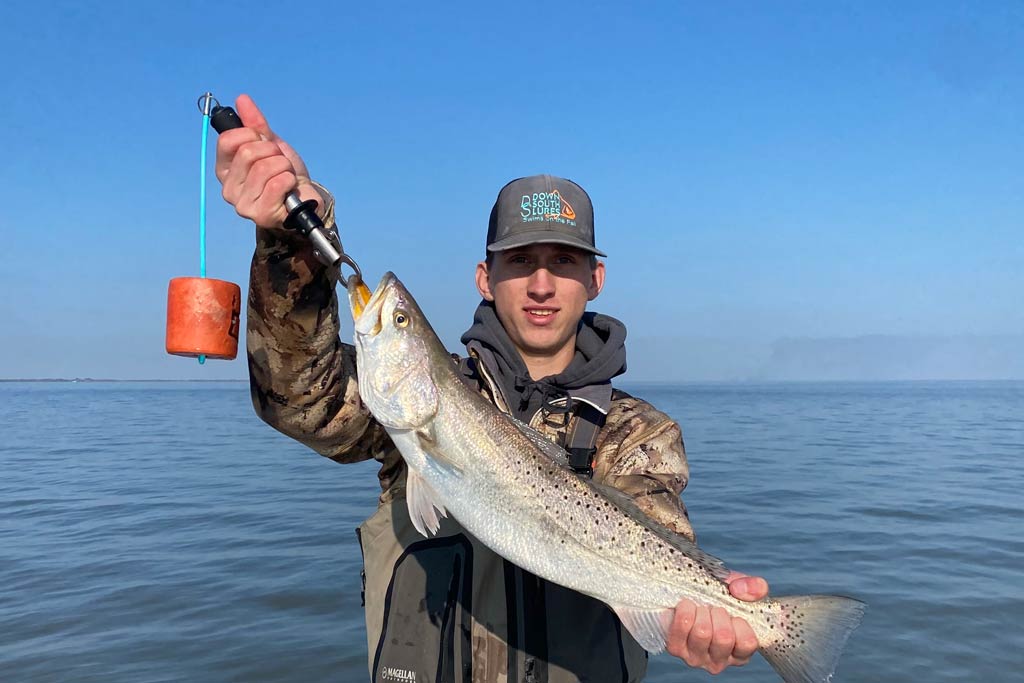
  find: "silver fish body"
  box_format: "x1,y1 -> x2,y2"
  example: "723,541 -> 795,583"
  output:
350,273 -> 865,683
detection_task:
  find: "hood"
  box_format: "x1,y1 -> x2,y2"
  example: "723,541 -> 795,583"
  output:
460,300 -> 627,421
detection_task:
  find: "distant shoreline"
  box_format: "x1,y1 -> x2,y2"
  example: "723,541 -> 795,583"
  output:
2,378 -> 1021,384
0,379 -> 249,383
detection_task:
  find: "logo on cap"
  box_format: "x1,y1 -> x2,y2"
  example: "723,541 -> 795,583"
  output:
520,191 -> 577,225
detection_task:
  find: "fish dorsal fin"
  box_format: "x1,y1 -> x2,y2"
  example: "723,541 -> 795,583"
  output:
406,468 -> 447,538
508,415 -> 572,468
592,481 -> 732,583
508,413 -> 730,582
610,605 -> 675,654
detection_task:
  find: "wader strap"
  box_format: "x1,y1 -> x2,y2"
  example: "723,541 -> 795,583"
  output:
566,400 -> 607,478
455,355 -> 474,387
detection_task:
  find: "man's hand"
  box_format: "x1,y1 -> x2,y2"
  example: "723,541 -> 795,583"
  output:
666,572 -> 768,674
214,94 -> 325,230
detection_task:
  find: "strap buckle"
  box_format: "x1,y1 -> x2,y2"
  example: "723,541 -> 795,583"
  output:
567,446 -> 596,478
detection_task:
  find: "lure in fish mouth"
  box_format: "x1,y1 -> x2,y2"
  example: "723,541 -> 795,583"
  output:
349,272 -> 445,432
349,272 -> 393,337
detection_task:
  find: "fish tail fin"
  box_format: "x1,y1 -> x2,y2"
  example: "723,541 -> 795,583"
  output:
759,594 -> 866,683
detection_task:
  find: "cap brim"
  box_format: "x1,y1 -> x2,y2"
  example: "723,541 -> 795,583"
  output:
487,231 -> 607,257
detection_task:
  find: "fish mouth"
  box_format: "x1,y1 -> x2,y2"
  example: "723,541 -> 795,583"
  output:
351,272 -> 396,337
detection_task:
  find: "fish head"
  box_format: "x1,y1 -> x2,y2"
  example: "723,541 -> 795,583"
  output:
350,272 -> 443,431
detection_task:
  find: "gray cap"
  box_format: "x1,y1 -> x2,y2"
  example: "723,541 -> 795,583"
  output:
486,174 -> 606,257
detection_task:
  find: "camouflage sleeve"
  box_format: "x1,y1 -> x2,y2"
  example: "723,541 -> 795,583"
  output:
593,396 -> 695,542
246,183 -> 391,463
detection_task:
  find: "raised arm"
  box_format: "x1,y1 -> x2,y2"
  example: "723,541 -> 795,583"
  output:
216,95 -> 390,463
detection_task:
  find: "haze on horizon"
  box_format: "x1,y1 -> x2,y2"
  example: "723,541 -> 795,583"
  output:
1,3 -> 1020,382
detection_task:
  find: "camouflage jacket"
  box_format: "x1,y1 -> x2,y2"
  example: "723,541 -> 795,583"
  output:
246,191 -> 695,682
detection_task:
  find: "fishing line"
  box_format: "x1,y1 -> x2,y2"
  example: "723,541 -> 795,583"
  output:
197,93 -> 214,364
164,94 -> 241,365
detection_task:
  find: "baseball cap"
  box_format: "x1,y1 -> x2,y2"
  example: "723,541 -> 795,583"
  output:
486,175 -> 606,257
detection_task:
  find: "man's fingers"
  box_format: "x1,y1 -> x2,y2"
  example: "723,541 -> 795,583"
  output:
251,170 -> 299,223
707,607 -> 736,666
731,616 -> 759,661
274,138 -> 310,178
665,600 -> 761,674
215,128 -> 261,181
727,574 -> 769,602
221,141 -> 292,203
233,141 -> 291,177
211,95 -> 311,231
239,156 -> 296,205
686,605 -> 713,657
666,599 -> 696,658
236,94 -> 276,141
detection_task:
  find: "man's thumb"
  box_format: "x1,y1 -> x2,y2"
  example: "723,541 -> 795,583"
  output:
235,94 -> 276,140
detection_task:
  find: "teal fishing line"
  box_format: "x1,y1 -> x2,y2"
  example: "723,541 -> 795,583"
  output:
200,112 -> 209,278
198,110 -> 210,365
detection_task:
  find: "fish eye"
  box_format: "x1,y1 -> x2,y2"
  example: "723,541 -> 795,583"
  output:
393,310 -> 409,328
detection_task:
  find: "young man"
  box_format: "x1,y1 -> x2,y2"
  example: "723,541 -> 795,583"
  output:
217,95 -> 768,682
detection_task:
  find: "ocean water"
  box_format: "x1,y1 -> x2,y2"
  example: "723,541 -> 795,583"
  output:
1,380 -> 1021,682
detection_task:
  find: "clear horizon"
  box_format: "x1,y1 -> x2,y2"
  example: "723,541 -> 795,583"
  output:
2,2 -> 1021,381
4,332 -> 1023,383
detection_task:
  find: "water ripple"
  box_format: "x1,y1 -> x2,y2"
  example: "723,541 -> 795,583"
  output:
2,380 -> 1022,682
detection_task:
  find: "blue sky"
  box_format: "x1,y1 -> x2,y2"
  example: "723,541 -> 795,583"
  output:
1,1 -> 1021,380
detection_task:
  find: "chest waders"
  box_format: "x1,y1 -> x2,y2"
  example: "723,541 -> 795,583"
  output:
355,368 -> 647,683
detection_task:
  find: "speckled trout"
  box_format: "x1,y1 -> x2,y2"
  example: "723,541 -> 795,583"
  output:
349,272 -> 865,683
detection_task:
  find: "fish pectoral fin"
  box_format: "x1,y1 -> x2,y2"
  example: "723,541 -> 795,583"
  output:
406,469 -> 448,538
415,422 -> 437,446
414,426 -> 463,472
611,605 -> 675,654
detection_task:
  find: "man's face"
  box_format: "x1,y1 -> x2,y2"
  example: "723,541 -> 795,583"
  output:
475,243 -> 605,366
